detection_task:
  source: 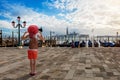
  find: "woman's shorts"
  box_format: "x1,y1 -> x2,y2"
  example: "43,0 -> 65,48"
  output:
28,49 -> 38,59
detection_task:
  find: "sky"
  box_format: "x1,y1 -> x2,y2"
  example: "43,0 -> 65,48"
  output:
0,0 -> 120,38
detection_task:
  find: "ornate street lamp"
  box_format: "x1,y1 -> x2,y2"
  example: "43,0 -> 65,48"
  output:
11,16 -> 26,46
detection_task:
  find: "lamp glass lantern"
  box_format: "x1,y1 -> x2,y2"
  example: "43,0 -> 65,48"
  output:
23,21 -> 26,27
12,21 -> 15,27
17,16 -> 21,21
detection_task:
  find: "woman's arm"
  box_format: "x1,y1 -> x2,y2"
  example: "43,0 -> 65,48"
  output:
38,32 -> 45,42
40,35 -> 45,42
21,32 -> 29,40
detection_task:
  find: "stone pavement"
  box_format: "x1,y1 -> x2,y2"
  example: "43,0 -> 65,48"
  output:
0,47 -> 120,80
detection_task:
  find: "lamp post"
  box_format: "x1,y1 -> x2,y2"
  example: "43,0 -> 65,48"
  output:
12,31 -> 18,47
116,32 -> 118,41
50,31 -> 55,47
91,28 -> 94,47
11,16 -> 26,46
0,30 -> 2,46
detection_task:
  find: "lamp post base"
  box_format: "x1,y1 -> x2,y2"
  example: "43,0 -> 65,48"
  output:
18,46 -> 23,49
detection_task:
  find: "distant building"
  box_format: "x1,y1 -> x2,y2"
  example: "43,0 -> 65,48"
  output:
54,32 -> 89,44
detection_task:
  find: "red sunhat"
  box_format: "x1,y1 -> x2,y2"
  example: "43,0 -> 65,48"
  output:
28,25 -> 39,38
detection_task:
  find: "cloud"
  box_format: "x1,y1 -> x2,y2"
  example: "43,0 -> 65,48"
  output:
1,0 -> 120,36
46,0 -> 120,35
0,2 -> 70,35
0,20 -> 12,29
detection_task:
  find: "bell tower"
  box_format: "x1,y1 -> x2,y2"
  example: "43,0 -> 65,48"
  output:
66,27 -> 68,35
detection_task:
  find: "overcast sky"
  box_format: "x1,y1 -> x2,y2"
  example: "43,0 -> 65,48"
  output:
0,0 -> 120,37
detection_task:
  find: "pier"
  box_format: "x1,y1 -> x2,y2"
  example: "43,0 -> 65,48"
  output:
0,47 -> 120,80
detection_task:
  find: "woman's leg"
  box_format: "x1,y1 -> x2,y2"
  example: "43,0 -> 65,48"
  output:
30,59 -> 33,73
33,59 -> 36,73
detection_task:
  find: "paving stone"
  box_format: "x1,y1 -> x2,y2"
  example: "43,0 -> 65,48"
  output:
86,73 -> 94,78
107,72 -> 113,76
64,69 -> 75,79
85,69 -> 93,74
85,77 -> 94,80
40,75 -> 51,79
41,69 -> 50,74
94,77 -> 103,80
77,77 -> 85,80
63,66 -> 71,70
75,70 -> 85,76
77,65 -> 85,70
104,67 -> 112,72
110,77 -> 118,80
111,69 -> 117,72
92,68 -> 100,73
101,72 -> 109,79
103,64 -> 108,68
113,71 -> 120,76
69,56 -> 76,61
85,64 -> 92,69
105,61 -> 111,64
86,60 -> 91,64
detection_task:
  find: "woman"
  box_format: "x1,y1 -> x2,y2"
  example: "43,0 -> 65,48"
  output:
22,25 -> 44,76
